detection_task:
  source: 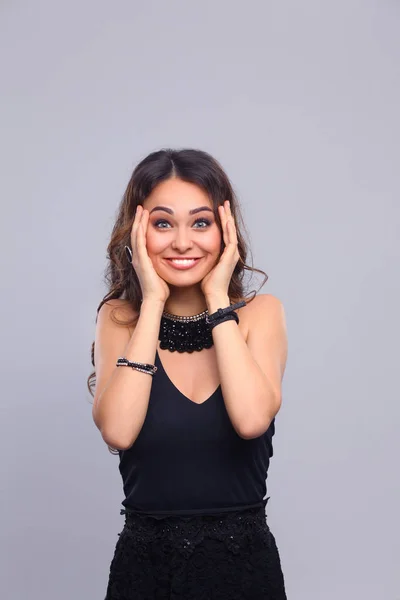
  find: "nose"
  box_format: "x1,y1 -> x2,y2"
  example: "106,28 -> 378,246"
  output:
171,226 -> 194,252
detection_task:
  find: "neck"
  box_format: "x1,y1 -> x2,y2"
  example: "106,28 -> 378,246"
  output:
163,284 -> 208,316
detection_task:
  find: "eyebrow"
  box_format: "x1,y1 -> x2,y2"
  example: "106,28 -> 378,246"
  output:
149,205 -> 214,216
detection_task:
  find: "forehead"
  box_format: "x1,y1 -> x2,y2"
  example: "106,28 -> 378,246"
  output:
144,178 -> 212,210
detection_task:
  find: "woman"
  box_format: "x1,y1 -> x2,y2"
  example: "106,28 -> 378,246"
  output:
88,148 -> 288,599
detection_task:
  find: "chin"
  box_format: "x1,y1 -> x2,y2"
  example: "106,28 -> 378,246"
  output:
161,271 -> 205,285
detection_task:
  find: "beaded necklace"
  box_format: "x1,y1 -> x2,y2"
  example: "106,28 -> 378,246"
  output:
159,309 -> 213,353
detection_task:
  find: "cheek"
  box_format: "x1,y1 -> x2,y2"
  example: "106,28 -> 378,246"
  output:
145,230 -> 164,254
208,229 -> 222,253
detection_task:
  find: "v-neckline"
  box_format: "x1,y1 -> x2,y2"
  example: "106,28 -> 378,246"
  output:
155,348 -> 221,406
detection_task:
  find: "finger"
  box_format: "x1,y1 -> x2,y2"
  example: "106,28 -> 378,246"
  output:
141,210 -> 151,253
228,216 -> 238,244
225,219 -> 235,254
133,204 -> 142,229
222,207 -> 235,249
137,211 -> 151,263
136,210 -> 145,248
223,213 -> 238,261
142,208 -> 149,237
134,207 -> 146,261
131,205 -> 142,254
224,201 -> 238,245
225,201 -> 234,231
226,217 -> 231,247
219,204 -> 229,247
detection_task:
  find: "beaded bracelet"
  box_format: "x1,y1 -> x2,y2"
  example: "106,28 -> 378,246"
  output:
116,357 -> 157,376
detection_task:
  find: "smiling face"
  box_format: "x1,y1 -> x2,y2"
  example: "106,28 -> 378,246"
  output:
142,178 -> 222,287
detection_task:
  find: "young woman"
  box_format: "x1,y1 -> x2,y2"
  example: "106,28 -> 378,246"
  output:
88,148 -> 288,599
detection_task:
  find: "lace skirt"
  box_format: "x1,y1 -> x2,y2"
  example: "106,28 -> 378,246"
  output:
104,503 -> 287,600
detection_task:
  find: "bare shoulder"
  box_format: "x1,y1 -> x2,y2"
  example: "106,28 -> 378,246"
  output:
95,300 -> 139,364
247,293 -> 285,317
232,294 -> 281,343
97,298 -> 139,330
246,293 -> 287,337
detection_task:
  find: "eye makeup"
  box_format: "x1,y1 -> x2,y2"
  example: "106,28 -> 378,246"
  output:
153,217 -> 212,229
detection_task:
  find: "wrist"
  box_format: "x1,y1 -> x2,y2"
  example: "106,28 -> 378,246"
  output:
205,294 -> 230,313
141,297 -> 165,313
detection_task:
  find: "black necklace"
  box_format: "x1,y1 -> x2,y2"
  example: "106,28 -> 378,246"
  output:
159,308 -> 214,352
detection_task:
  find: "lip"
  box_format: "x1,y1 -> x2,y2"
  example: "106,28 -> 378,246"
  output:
164,257 -> 203,270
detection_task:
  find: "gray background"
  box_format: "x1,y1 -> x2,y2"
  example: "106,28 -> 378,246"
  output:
1,1 -> 399,598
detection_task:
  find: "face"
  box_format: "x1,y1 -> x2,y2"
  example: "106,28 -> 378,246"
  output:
142,178 -> 222,286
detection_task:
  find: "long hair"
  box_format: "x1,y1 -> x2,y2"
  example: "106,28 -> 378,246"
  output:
87,148 -> 268,454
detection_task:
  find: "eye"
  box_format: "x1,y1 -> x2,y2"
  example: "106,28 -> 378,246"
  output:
193,217 -> 212,228
153,219 -> 169,229
153,217 -> 212,229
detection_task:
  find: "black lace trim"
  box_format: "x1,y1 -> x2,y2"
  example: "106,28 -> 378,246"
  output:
105,499 -> 287,599
119,504 -> 269,557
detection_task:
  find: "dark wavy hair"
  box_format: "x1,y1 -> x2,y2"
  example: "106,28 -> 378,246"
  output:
87,148 -> 268,454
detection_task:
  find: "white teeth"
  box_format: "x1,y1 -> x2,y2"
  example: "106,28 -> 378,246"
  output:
170,259 -> 197,264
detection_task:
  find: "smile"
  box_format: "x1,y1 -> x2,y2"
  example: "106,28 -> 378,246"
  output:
164,258 -> 203,270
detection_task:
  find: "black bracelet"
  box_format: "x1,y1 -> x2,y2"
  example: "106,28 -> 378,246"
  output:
205,300 -> 246,325
116,357 -> 157,376
207,313 -> 239,330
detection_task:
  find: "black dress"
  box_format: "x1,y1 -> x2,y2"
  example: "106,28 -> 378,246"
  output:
104,349 -> 287,599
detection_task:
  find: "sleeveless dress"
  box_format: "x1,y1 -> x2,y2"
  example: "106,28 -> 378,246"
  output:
104,349 -> 287,599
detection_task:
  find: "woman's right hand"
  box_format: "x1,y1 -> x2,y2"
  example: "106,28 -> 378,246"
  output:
128,205 -> 170,304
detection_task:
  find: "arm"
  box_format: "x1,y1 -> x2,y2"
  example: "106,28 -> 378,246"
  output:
93,298 -> 164,450
206,293 -> 288,439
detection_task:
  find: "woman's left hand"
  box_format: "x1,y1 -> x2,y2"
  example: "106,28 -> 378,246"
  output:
201,200 -> 241,299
